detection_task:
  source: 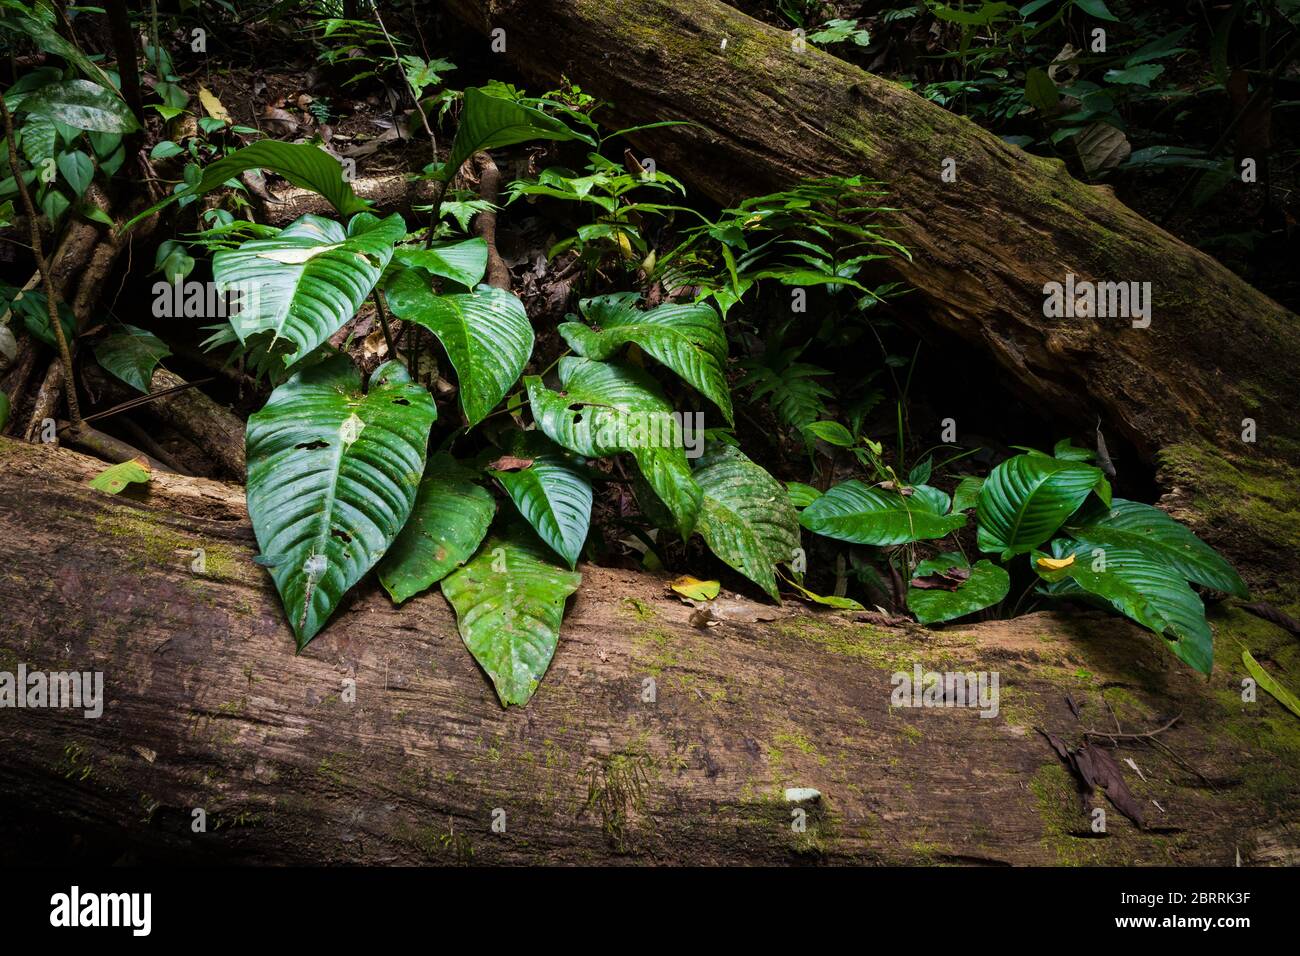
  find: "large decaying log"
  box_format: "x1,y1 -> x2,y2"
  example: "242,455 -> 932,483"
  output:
0,437 -> 1296,865
440,1 -> 1300,476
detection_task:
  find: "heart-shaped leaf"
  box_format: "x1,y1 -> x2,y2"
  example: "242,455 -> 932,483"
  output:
906,552 -> 1010,625
977,453 -> 1110,559
525,357 -> 701,538
93,325 -> 171,394
438,86 -> 591,182
693,443 -> 800,600
1064,497 -> 1247,597
384,272 -> 533,426
377,453 -> 495,603
214,212 -> 405,366
559,292 -> 733,424
246,356 -> 437,648
492,455 -> 592,569
441,523 -> 582,706
20,80 -> 140,133
800,480 -> 966,545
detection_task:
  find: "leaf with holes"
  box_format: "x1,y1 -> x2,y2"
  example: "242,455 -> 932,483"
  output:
977,453 -> 1110,559
492,455 -> 592,569
441,523 -> 582,706
377,453 -> 495,604
525,357 -> 701,539
438,86 -> 592,182
384,272 -> 533,426
393,238 -> 489,289
906,552 -> 1010,625
693,443 -> 800,601
246,356 -> 436,648
559,292 -> 733,424
800,480 -> 966,545
214,212 -> 404,367
93,326 -> 171,394
1035,538 -> 1212,673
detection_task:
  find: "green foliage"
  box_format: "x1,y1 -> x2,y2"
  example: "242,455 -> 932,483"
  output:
906,553 -> 1010,625
437,86 -> 592,182
975,453 -> 1110,559
800,481 -> 965,546
492,455 -> 592,570
93,326 -> 171,393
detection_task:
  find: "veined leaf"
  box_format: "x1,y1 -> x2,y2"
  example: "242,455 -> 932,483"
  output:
977,454 -> 1110,559
438,86 -> 592,182
93,325 -> 171,393
694,443 -> 800,601
246,356 -> 437,648
800,480 -> 966,545
1242,650 -> 1300,720
559,292 -> 733,424
377,453 -> 495,603
525,357 -> 701,538
951,475 -> 984,513
1036,539 -> 1213,673
20,117 -> 56,166
1064,498 -> 1247,597
384,272 -> 533,426
906,552 -> 1010,625
393,237 -> 489,288
214,212 -> 405,366
18,80 -> 139,133
492,455 -> 592,569
88,457 -> 151,495
441,523 -> 582,707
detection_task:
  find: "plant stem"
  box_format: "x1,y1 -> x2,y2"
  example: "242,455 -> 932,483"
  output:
372,290 -> 397,359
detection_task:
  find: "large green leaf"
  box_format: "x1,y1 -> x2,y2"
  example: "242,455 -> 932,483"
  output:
93,325 -> 171,393
438,86 -> 591,182
559,293 -> 733,424
693,443 -> 800,600
20,117 -> 56,166
377,453 -> 495,603
976,454 -> 1110,559
18,80 -> 139,133
383,271 -> 533,426
441,523 -> 582,706
393,238 -> 488,288
246,357 -> 437,648
525,357 -> 701,538
122,140 -> 369,232
214,212 -> 405,366
1064,498 -> 1247,597
492,456 -> 592,569
906,552 -> 1010,625
800,480 -> 966,545
1035,539 -> 1213,673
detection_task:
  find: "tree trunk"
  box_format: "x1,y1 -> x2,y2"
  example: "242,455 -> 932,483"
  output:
0,436 -> 1295,865
440,1 -> 1300,482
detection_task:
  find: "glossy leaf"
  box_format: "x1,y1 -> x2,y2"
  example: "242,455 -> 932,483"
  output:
438,86 -> 591,182
800,480 -> 966,545
93,325 -> 171,394
88,457 -> 150,495
377,453 -> 495,603
393,238 -> 488,289
976,453 -> 1110,559
951,475 -> 983,512
492,455 -> 592,569
441,523 -> 582,706
20,80 -> 140,133
245,356 -> 437,648
906,552 -> 1010,625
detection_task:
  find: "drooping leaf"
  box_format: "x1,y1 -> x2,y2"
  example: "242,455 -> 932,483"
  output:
525,357 -> 701,538
19,80 -> 140,133
800,480 -> 966,545
976,454 -> 1110,559
213,212 -> 405,366
1242,650 -> 1300,721
93,325 -> 171,394
782,573 -> 866,610
492,455 -> 592,569
56,149 -> 93,197
88,456 -> 151,494
786,481 -> 822,508
558,292 -> 733,424
693,443 -> 800,601
670,575 -> 721,601
1064,497 -> 1247,597
951,475 -> 984,513
393,238 -> 489,288
384,271 -> 533,426
438,86 -> 592,183
441,523 -> 582,707
245,356 -> 437,648
377,453 -> 495,603
1035,539 -> 1213,673
906,553 -> 1010,625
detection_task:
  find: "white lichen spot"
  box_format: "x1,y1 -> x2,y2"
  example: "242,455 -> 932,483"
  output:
340,413 -> 365,446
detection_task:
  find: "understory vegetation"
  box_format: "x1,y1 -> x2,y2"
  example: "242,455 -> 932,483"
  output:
2,0 -> 1293,708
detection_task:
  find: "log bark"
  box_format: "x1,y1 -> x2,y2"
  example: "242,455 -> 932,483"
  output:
1,436 -> 1296,865
440,0 -> 1300,470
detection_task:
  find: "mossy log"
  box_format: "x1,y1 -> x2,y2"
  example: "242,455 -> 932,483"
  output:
440,1 -> 1300,505
0,437 -> 1296,865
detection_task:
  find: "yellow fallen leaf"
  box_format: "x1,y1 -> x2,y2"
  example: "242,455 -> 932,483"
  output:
670,575 -> 720,602
198,85 -> 231,124
1036,554 -> 1076,571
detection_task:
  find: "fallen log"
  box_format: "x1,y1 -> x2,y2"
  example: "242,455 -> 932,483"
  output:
439,0 -> 1300,572
0,437 -> 1295,865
